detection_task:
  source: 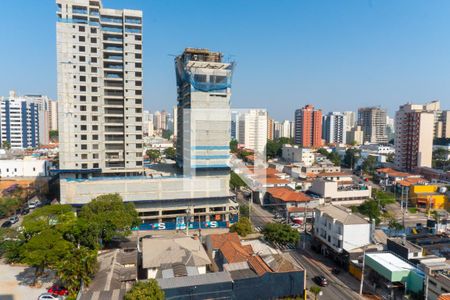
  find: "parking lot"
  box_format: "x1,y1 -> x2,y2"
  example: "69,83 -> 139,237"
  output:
0,262 -> 53,300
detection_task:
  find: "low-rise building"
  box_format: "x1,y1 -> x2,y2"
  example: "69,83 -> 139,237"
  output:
364,252 -> 425,298
418,259 -> 450,300
409,184 -> 448,210
376,167 -> 423,188
281,145 -> 314,166
142,236 -> 211,279
309,172 -> 371,204
313,205 -> 371,264
387,238 -> 423,261
265,187 -> 321,219
0,158 -> 51,177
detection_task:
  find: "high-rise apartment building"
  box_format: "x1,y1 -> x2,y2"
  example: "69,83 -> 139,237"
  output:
175,48 -> 233,174
267,117 -> 274,140
322,112 -> 346,144
56,0 -> 144,176
441,110 -> 450,138
343,111 -> 356,132
346,125 -> 364,145
281,120 -> 293,139
0,91 -> 40,149
395,103 -> 435,171
49,100 -> 58,131
238,109 -> 268,154
172,106 -> 178,140
294,104 -> 322,147
357,107 -> 388,143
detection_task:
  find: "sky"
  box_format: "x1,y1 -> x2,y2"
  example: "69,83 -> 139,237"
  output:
1,0 -> 450,120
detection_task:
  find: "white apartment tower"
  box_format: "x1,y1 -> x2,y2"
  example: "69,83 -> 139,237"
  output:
395,102 -> 435,171
238,109 -> 268,155
56,0 -> 144,176
323,112 -> 346,144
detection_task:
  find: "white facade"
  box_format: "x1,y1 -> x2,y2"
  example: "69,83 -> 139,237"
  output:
282,145 -> 314,167
238,109 -> 268,155
323,112 -> 346,144
343,111 -> 356,132
49,100 -> 58,131
0,159 -> 51,177
57,0 -> 144,174
314,205 -> 371,253
346,125 -> 364,145
309,176 -> 372,204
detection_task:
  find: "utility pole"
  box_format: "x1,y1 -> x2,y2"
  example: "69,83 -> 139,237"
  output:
359,245 -> 367,296
424,273 -> 429,300
186,206 -> 191,236
303,202 -> 308,249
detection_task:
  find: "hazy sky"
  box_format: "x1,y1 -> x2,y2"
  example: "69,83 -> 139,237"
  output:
1,0 -> 450,120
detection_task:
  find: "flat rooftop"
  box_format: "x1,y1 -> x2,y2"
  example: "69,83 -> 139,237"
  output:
366,252 -> 416,272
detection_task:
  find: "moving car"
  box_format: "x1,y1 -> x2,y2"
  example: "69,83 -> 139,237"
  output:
1,220 -> 12,228
9,215 -> 19,224
313,275 -> 329,286
48,285 -> 69,296
38,293 -> 62,300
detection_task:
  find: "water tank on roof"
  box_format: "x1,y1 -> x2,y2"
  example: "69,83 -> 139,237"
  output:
439,187 -> 447,194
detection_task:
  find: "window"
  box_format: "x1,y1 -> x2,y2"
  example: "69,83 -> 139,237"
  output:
135,44 -> 142,50
92,87 -> 98,92
194,74 -> 207,82
93,144 -> 98,150
81,125 -> 87,130
91,57 -> 97,63
93,154 -> 99,159
135,90 -> 142,95
91,67 -> 97,72
92,125 -> 98,130
80,66 -> 86,72
79,56 -> 86,62
79,26 -> 85,32
136,152 -> 142,157
92,106 -> 98,112
135,63 -> 141,68
81,163 -> 88,169
80,106 -> 87,111
92,96 -> 98,102
79,36 -> 85,42
91,77 -> 97,83
135,35 -> 141,41
135,53 -> 142,59
90,38 -> 97,43
136,161 -> 143,166
91,47 -> 97,53
81,154 -> 88,159
92,134 -> 98,140
136,126 -> 142,130
80,76 -> 86,82
136,117 -> 142,122
135,99 -> 142,104
135,72 -> 142,77
93,163 -> 99,168
92,116 -> 98,121
79,46 -> 86,52
80,115 -> 87,121
81,135 -> 87,140
90,28 -> 97,34
81,145 -> 87,150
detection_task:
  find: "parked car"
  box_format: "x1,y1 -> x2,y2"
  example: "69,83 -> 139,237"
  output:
313,275 -> 329,287
290,223 -> 301,229
9,215 -> 19,224
28,202 -> 37,209
332,268 -> 341,275
48,285 -> 68,296
21,207 -> 30,215
1,220 -> 12,228
38,293 -> 62,300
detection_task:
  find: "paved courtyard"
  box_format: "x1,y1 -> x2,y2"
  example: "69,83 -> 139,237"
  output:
0,263 -> 53,300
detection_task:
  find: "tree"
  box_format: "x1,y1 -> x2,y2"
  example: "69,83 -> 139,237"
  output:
49,130 -> 59,141
262,223 -> 299,245
230,139 -> 238,153
230,171 -> 247,190
309,286 -> 322,300
361,155 -> 378,175
125,279 -> 165,300
0,197 -> 20,218
327,151 -> 341,166
162,129 -> 173,140
229,217 -> 252,237
2,140 -> 11,150
266,139 -> 280,159
317,148 -> 329,157
146,149 -> 161,162
78,194 -> 139,245
163,147 -> 176,160
22,230 -> 73,282
357,200 -> 381,224
56,246 -> 98,297
386,152 -> 395,163
22,204 -> 77,240
239,204 -> 249,218
344,148 -> 360,169
0,228 -> 23,263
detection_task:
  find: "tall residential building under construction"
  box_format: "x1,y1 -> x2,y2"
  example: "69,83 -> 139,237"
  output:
56,0 -> 144,177
357,107 -> 388,144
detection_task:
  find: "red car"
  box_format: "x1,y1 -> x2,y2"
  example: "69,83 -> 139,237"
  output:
48,285 -> 68,296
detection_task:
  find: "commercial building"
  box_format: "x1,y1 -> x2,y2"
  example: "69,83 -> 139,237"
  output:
265,187 -> 319,219
394,102 -> 435,171
409,184 -> 448,210
0,91 -> 41,148
364,252 -> 425,298
357,107 -> 388,143
238,109 -> 268,155
322,112 -> 346,144
0,158 -> 52,177
387,238 -> 423,261
49,99 -> 58,132
294,105 -> 322,147
419,259 -> 450,300
313,205 -> 371,264
346,125 -> 364,145
57,0 -> 144,175
309,172 -> 372,204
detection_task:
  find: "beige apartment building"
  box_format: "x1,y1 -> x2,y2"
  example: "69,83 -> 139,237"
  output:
395,102 -> 435,171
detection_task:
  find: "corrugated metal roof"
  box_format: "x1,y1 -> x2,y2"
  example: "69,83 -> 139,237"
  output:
157,271 -> 233,289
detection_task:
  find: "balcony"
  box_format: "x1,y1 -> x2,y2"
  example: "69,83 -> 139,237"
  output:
105,126 -> 124,133
124,27 -> 141,34
105,81 -> 123,88
104,46 -> 123,52
103,36 -> 123,43
89,10 -> 99,16
105,73 -> 123,80
104,99 -> 124,106
105,135 -> 124,142
104,55 -> 123,61
102,26 -> 122,34
125,17 -> 141,24
105,108 -> 124,115
101,17 -> 122,24
104,91 -> 124,97
72,8 -> 88,15
104,64 -> 123,71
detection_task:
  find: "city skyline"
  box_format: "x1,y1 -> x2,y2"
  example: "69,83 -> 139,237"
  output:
2,0 -> 450,120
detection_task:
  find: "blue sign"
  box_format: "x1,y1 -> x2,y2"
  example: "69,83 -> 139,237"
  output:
134,215 -> 238,231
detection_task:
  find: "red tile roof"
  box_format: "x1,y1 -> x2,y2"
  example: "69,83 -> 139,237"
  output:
220,241 -> 253,263
438,294 -> 450,300
247,255 -> 271,276
208,232 -> 240,250
267,187 -> 311,203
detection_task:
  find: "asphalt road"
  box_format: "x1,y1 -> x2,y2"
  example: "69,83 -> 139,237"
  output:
286,250 -> 362,300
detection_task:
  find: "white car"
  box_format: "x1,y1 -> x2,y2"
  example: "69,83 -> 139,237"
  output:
290,223 -> 301,229
38,293 -> 62,300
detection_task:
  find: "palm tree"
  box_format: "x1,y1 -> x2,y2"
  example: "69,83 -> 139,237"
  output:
309,285 -> 322,300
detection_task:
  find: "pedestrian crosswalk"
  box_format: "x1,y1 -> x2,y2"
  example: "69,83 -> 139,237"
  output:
272,242 -> 297,251
254,226 -> 263,232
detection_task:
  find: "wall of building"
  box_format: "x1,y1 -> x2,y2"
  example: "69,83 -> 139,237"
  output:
0,159 -> 50,177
